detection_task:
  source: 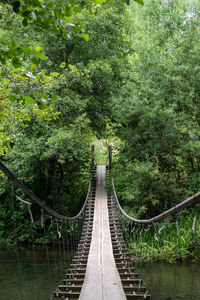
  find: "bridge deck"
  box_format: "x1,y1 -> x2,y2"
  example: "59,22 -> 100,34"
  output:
79,165 -> 126,300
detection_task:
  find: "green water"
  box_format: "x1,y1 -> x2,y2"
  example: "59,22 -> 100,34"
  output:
136,261 -> 200,300
0,247 -> 200,299
0,246 -> 73,300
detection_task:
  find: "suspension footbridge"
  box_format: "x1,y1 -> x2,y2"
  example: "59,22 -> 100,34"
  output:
0,146 -> 200,299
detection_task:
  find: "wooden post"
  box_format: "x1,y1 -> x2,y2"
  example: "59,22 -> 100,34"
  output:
91,145 -> 94,170
109,146 -> 112,170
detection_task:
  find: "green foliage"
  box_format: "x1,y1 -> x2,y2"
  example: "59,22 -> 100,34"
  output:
0,0 -> 125,154
0,203 -> 12,244
62,3 -> 132,134
93,139 -> 109,165
0,0 -> 98,64
1,0 -> 199,264
0,0 -> 140,66
126,210 -> 200,262
112,0 -> 200,218
0,0 -> 132,244
0,0 -> 132,154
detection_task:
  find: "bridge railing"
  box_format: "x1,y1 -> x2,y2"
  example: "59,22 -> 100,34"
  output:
112,176 -> 200,224
108,146 -> 200,262
110,176 -> 200,262
0,144 -> 95,221
0,145 -> 96,299
0,153 -> 94,246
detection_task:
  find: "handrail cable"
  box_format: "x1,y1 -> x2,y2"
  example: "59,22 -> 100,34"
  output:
0,161 -> 92,220
112,176 -> 200,224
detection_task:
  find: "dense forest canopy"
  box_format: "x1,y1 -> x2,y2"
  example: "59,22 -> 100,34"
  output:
0,0 -> 200,251
112,0 -> 200,218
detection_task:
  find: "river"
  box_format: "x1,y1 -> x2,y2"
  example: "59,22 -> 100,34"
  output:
0,245 -> 73,300
0,247 -> 200,299
136,261 -> 200,300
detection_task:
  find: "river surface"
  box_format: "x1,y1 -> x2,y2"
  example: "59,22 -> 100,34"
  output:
0,245 -> 73,300
0,246 -> 200,299
136,261 -> 200,300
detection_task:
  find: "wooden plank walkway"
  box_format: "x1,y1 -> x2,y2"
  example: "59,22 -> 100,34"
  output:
79,165 -> 126,300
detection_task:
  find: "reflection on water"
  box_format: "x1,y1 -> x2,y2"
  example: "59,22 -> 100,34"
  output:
1,246 -> 200,300
0,246 -> 73,300
136,261 -> 200,300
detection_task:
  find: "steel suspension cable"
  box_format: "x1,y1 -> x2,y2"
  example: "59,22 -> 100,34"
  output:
112,177 -> 200,224
108,145 -> 200,224
0,161 -> 92,220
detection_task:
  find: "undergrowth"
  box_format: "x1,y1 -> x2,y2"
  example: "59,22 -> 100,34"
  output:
124,210 -> 200,263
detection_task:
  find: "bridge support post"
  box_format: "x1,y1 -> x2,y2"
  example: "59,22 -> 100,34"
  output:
109,145 -> 112,170
91,145 -> 94,170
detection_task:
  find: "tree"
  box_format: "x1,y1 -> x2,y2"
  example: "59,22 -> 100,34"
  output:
112,0 -> 200,217
0,0 -> 136,243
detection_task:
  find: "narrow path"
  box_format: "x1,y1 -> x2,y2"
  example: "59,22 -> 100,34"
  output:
79,165 -> 126,300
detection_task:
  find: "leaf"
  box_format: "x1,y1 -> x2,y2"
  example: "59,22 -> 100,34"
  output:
94,0 -> 105,4
13,88 -> 20,94
134,0 -> 144,5
59,62 -> 66,68
22,18 -> 28,26
54,9 -> 63,18
23,47 -> 32,55
79,33 -> 89,41
36,52 -> 46,60
31,64 -> 37,69
35,45 -> 42,52
40,93 -> 48,100
12,57 -> 21,67
9,95 -> 17,102
64,17 -> 73,23
47,2 -> 54,9
23,96 -> 35,104
65,7 -> 73,17
31,57 -> 38,64
51,94 -> 58,101
73,6 -> 82,13
0,55 -> 6,65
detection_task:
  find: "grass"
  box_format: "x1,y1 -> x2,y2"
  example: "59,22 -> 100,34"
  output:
121,210 -> 200,263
